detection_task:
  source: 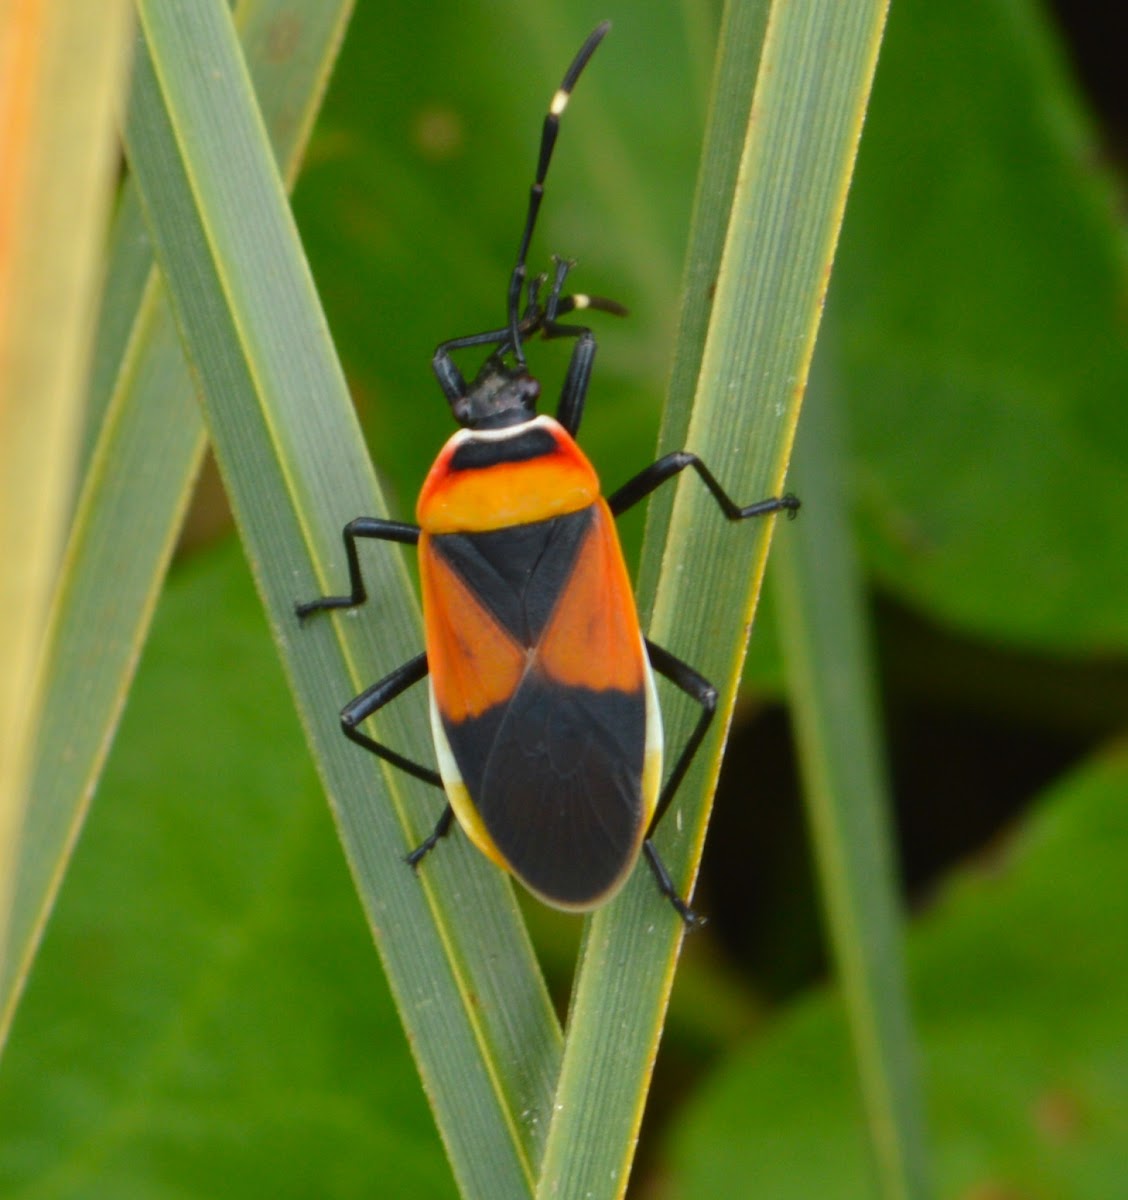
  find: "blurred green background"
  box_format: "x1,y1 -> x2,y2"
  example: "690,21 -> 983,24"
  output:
1,0 -> 1125,1196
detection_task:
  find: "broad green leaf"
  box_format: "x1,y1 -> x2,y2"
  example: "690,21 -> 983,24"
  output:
125,4 -> 557,1194
0,542 -> 455,1200
668,745 -> 1128,1198
840,0 -> 1128,654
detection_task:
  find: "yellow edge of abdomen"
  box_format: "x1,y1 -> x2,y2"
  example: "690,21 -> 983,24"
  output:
427,681 -> 509,871
641,636 -> 664,830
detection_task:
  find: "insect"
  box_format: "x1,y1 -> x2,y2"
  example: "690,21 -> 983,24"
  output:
296,22 -> 798,925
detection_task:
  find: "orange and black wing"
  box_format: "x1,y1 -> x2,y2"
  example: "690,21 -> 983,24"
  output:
419,500 -> 661,910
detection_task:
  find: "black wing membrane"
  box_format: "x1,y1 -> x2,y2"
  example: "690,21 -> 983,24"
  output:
445,670 -> 646,906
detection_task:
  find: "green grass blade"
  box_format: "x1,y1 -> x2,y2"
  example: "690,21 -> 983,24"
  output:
80,183 -> 155,474
773,357 -> 933,1200
0,0 -> 355,1050
536,2 -> 890,1195
125,4 -> 558,1195
0,0 -> 133,996
633,0 -> 772,613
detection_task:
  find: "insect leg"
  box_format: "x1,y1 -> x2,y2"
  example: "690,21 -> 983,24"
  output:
554,330 -> 596,436
432,324 -> 513,405
548,313 -> 626,435
339,653 -> 456,867
542,255 -> 627,338
539,258 -> 628,436
295,517 -> 420,619
339,652 -> 442,787
644,640 -> 717,831
405,804 -> 456,868
641,842 -> 702,930
638,638 -> 717,928
608,451 -> 800,521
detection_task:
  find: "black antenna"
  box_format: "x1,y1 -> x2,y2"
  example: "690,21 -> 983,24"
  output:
507,21 -> 610,365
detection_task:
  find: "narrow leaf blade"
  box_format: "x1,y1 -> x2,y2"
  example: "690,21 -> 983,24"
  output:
538,3 -> 892,1195
125,4 -> 559,1194
1,0 -> 357,1050
774,355 -> 933,1199
0,0 -> 133,990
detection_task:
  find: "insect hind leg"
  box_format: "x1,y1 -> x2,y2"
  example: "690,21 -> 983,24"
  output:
639,638 -> 720,929
642,841 -> 705,930
338,653 -> 460,870
406,803 -> 455,868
